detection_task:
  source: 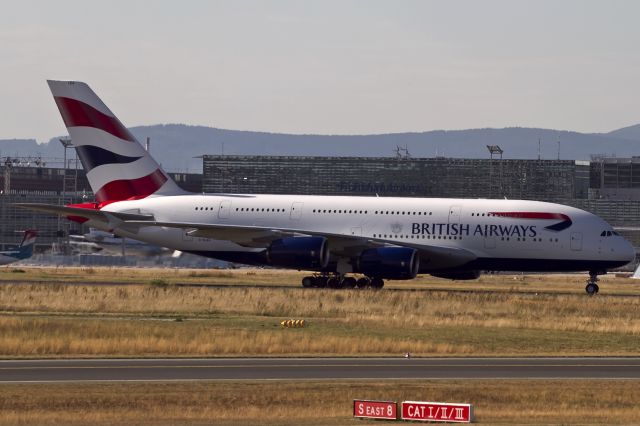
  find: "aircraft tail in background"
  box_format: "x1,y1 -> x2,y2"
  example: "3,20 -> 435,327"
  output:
18,229 -> 37,254
0,230 -> 37,265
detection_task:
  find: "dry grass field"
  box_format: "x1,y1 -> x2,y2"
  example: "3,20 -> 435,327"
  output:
0,267 -> 639,357
2,265 -> 640,294
0,380 -> 638,425
1,267 -> 639,425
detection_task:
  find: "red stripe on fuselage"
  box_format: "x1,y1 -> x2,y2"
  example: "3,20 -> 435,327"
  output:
490,212 -> 570,221
54,96 -> 135,142
94,169 -> 168,202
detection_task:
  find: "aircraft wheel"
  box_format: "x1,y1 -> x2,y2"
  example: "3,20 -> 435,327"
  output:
327,277 -> 342,289
356,277 -> 370,288
585,283 -> 598,295
302,276 -> 314,288
315,276 -> 327,288
370,277 -> 384,289
342,277 -> 357,288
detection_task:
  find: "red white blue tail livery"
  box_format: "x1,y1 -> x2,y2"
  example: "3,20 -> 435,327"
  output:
47,80 -> 183,202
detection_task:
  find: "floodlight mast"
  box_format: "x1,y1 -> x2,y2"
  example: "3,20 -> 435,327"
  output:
487,145 -> 504,198
58,137 -> 76,253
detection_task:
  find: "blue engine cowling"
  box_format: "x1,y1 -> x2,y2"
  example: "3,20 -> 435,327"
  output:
267,236 -> 329,269
357,247 -> 419,280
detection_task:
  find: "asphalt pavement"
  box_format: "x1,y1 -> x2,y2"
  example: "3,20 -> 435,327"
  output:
1,357 -> 639,383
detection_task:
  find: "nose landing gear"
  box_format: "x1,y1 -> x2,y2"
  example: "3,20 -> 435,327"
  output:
585,271 -> 601,295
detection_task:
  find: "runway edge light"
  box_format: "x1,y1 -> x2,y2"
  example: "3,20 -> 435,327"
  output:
401,400 -> 474,423
353,399 -> 397,420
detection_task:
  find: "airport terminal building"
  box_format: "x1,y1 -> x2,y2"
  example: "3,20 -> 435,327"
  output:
202,155 -> 591,200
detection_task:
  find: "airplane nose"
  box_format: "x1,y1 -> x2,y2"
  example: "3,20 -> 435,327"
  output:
619,237 -> 636,264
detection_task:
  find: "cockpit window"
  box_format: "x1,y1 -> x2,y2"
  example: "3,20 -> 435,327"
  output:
601,230 -> 618,237
600,231 -> 606,237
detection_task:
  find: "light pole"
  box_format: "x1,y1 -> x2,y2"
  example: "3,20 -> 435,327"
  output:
486,145 -> 503,198
59,137 -> 74,254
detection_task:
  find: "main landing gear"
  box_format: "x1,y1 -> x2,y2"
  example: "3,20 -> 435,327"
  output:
301,274 -> 384,289
585,271 -> 600,295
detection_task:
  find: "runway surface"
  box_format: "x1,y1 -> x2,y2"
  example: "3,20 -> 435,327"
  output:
1,357 -> 640,383
4,279 -> 640,298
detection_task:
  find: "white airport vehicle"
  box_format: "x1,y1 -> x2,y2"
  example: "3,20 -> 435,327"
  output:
17,81 -> 635,294
633,264 -> 640,279
0,230 -> 37,266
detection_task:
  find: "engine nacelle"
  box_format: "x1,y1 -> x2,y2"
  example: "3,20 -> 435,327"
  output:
430,270 -> 481,280
357,247 -> 419,280
267,236 -> 329,269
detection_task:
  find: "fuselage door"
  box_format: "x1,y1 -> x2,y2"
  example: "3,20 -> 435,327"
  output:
351,226 -> 362,236
484,237 -> 496,249
290,202 -> 304,220
570,232 -> 583,251
218,200 -> 232,219
448,205 -> 461,224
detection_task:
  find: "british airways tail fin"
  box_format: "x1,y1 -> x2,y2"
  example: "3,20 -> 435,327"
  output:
47,80 -> 185,203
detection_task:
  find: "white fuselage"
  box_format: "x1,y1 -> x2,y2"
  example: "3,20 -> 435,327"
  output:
95,194 -> 634,273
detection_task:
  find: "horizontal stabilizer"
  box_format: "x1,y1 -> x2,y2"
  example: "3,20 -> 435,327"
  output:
13,203 -> 154,223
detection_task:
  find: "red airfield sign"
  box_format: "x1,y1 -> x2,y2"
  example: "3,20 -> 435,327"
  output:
401,401 -> 474,423
353,399 -> 397,420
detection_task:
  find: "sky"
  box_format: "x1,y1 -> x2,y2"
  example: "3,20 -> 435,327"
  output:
1,0 -> 640,142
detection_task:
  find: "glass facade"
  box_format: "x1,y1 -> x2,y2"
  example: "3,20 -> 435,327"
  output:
203,155 -> 590,200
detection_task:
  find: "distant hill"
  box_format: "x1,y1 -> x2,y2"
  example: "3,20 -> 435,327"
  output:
2,124 -> 640,173
0,139 -> 45,158
607,123 -> 640,141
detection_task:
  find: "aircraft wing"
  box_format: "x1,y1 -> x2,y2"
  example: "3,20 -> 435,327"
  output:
15,203 -> 476,269
123,220 -> 477,269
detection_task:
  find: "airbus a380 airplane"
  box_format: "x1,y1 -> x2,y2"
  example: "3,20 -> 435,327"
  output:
17,81 -> 635,294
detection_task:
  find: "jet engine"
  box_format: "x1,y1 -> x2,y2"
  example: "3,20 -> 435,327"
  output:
267,236 -> 329,269
357,247 -> 419,280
